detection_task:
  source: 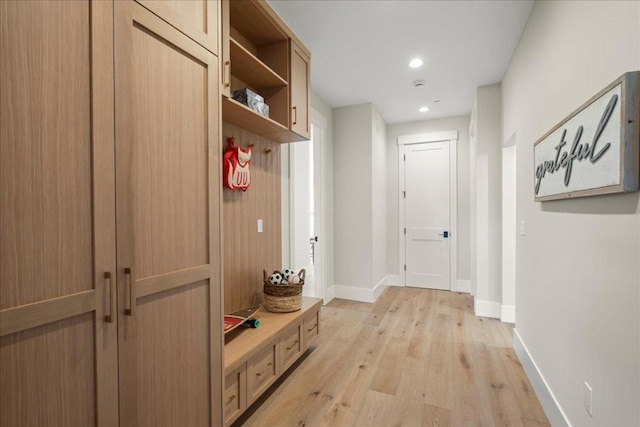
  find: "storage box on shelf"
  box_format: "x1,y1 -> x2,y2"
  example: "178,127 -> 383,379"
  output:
221,0 -> 310,143
223,297 -> 322,426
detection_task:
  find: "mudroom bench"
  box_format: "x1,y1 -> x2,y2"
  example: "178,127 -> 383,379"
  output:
224,297 -> 322,426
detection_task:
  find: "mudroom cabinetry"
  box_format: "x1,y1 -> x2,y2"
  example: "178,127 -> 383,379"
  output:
220,0 -> 311,143
223,298 -> 322,426
0,1 -> 223,426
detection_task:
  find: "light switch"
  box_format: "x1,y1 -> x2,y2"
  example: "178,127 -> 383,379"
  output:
257,219 -> 263,233
520,220 -> 526,236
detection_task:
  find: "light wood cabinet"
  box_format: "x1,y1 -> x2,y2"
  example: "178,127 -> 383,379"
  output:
290,41 -> 311,140
136,0 -> 219,55
1,1 -> 223,426
114,2 -> 223,426
224,366 -> 246,425
303,308 -> 320,349
281,323 -> 304,372
0,1 -> 118,425
246,341 -> 279,404
224,298 -> 322,425
221,0 -> 311,143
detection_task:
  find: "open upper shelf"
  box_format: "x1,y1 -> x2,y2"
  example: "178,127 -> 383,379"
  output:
222,97 -> 288,135
230,37 -> 287,91
229,0 -> 288,47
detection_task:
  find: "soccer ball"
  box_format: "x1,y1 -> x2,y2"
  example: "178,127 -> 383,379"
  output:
282,268 -> 295,281
268,272 -> 283,285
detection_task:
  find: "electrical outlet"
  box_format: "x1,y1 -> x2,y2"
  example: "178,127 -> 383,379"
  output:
520,220 -> 526,236
584,382 -> 593,417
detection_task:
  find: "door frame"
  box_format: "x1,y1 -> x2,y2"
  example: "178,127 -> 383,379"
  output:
284,106 -> 327,301
398,130 -> 458,289
310,108 -> 327,301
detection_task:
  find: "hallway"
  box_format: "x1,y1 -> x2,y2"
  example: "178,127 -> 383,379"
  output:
236,287 -> 549,426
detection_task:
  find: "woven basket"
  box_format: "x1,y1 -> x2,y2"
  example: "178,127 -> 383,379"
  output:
263,269 -> 305,313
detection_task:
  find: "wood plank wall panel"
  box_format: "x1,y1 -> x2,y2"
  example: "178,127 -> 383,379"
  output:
0,0 -> 93,309
130,21 -> 209,279
0,314 -> 96,426
222,123 -> 282,313
134,281 -> 210,427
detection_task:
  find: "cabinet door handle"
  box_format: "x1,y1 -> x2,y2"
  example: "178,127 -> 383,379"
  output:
292,106 -> 297,125
104,272 -> 115,323
307,324 -> 317,332
224,60 -> 231,88
286,340 -> 299,351
125,268 -> 135,316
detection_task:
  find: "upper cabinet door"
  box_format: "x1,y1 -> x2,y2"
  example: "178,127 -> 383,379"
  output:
136,0 -> 219,54
114,2 -> 223,426
290,41 -> 310,140
0,1 -> 118,426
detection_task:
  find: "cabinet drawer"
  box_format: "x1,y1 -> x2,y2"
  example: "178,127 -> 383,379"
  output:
224,366 -> 246,426
281,324 -> 303,372
303,309 -> 320,349
246,342 -> 278,404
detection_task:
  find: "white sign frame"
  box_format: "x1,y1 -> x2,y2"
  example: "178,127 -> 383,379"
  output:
533,72 -> 639,201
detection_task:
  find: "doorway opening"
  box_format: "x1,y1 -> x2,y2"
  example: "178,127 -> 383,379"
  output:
283,109 -> 326,300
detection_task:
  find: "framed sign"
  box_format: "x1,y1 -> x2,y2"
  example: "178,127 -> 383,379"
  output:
534,72 -> 639,201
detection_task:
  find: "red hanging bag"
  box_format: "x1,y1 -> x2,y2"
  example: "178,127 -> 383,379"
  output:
223,137 -> 252,191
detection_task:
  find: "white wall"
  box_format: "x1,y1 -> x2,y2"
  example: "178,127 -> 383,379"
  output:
501,139 -> 516,322
333,103 -> 374,290
502,1 -> 640,426
372,108 -> 387,288
386,115 -> 471,283
472,84 -> 503,313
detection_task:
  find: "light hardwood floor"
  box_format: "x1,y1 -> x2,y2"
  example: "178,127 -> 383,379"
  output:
235,287 -> 549,427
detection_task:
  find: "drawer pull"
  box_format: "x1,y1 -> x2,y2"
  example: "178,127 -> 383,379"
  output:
256,362 -> 272,377
307,324 -> 317,332
286,340 -> 299,351
226,394 -> 236,405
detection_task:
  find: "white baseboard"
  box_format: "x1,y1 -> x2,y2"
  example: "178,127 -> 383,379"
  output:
333,275 -> 391,304
387,274 -> 401,287
513,329 -> 571,427
324,285 -> 335,305
452,279 -> 470,293
333,284 -> 376,303
501,305 -> 515,323
372,276 -> 388,300
474,298 -> 501,319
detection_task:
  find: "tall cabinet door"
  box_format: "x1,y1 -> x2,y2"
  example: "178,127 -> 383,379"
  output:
114,2 -> 223,427
0,1 -> 118,426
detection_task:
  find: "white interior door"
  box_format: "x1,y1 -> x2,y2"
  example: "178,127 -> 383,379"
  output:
404,141 -> 451,290
289,120 -> 324,298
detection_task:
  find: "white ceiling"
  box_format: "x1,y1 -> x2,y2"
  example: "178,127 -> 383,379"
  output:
268,0 -> 534,124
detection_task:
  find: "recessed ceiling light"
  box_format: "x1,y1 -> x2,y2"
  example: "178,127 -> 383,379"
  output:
419,106 -> 429,113
409,58 -> 423,68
